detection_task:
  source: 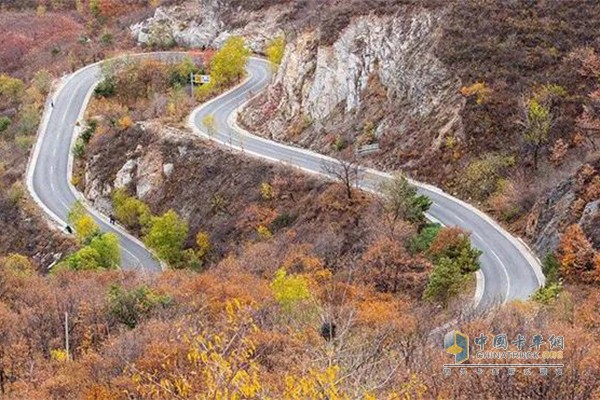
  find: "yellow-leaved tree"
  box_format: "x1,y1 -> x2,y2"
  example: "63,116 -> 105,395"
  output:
68,201 -> 100,244
195,36 -> 250,100
270,268 -> 310,311
210,36 -> 250,87
129,300 -> 263,398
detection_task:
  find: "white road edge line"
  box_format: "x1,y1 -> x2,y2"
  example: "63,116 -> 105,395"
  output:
489,248 -> 511,304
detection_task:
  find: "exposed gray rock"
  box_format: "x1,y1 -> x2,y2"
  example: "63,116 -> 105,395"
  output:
240,10 -> 464,161
527,160 -> 600,255
136,148 -> 164,200
84,170 -> 113,214
580,199 -> 600,247
527,179 -> 576,256
580,200 -> 599,226
131,3 -> 222,49
114,159 -> 137,189
163,163 -> 174,177
130,0 -> 285,52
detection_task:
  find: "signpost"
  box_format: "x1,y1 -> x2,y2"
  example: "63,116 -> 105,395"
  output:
190,73 -> 211,97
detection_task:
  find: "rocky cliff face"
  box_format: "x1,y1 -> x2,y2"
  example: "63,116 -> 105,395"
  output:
241,9 -> 463,170
527,159 -> 600,256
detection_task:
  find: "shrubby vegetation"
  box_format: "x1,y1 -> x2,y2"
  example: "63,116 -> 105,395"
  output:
270,268 -> 310,312
1,246 -> 599,398
2,253 -> 34,276
424,227 -> 481,305
144,210 -> 189,267
55,202 -> 120,271
408,223 -> 441,254
459,154 -> 515,202
112,188 -> 151,231
265,35 -> 285,68
531,254 -> 562,305
92,56 -> 201,125
0,71 -> 46,144
0,74 -> 25,107
556,224 -> 600,284
112,189 -> 213,269
108,283 -> 171,329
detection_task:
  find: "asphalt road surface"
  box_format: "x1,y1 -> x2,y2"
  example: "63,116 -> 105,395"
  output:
190,57 -> 545,312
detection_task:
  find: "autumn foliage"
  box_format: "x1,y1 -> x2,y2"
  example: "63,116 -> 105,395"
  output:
557,224 -> 600,283
1,249 -> 600,398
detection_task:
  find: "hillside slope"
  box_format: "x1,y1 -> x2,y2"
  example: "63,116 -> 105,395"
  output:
134,0 -> 600,258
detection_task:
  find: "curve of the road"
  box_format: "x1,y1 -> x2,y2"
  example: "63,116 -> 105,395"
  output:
189,57 -> 545,313
27,53 -> 190,272
27,52 -> 544,311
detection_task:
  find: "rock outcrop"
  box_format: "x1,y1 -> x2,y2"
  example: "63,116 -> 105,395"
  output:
130,0 -> 286,52
131,1 -> 223,49
527,159 -> 600,255
136,147 -> 164,200
239,8 -> 464,172
114,159 -> 136,189
83,122 -> 192,214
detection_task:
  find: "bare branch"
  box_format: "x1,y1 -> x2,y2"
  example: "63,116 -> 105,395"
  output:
321,156 -> 361,200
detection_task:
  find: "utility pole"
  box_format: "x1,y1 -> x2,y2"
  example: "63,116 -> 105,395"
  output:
64,312 -> 70,360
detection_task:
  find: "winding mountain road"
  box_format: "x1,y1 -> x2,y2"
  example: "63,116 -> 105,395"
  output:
189,57 -> 545,312
27,53 -> 187,272
27,53 -> 544,311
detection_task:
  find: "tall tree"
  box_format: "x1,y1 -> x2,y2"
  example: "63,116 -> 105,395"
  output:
210,36 -> 251,86
519,85 -> 564,171
521,97 -> 552,171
